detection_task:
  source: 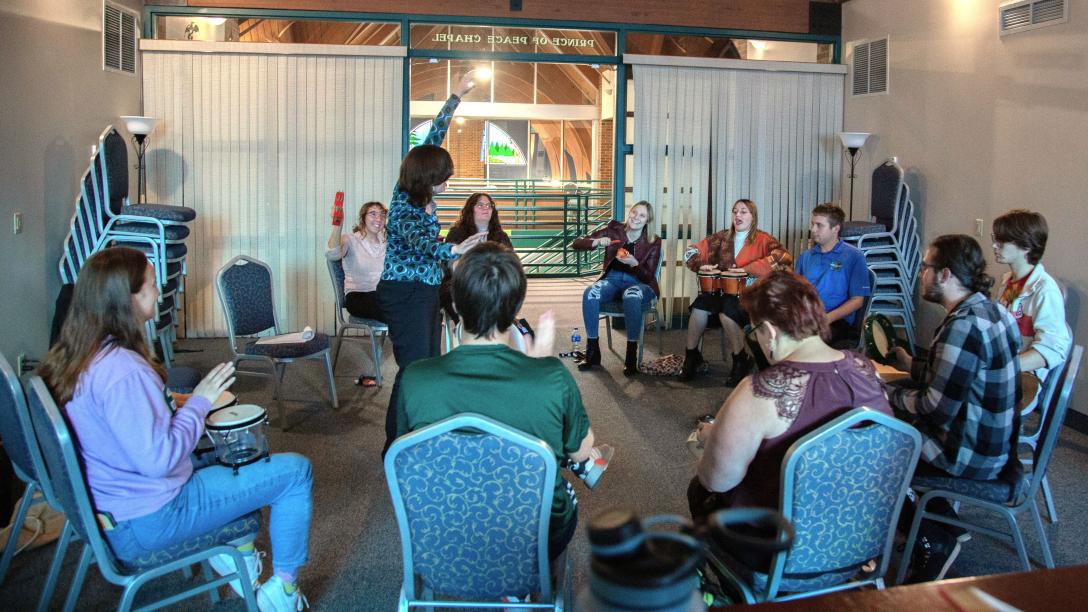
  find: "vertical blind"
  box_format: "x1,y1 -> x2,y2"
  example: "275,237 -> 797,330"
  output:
142,42 -> 404,337
630,57 -> 845,324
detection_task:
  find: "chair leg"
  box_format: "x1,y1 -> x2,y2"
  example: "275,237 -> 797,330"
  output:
371,331 -> 383,387
0,482 -> 36,584
1005,509 -> 1031,572
637,314 -> 646,365
1030,498 -> 1056,568
273,362 -> 287,430
37,521 -> 73,612
604,315 -> 614,352
62,544 -> 93,612
200,561 -> 222,604
1041,475 -> 1058,523
655,309 -> 663,356
323,351 -> 339,409
332,327 -> 347,372
894,502 -> 926,585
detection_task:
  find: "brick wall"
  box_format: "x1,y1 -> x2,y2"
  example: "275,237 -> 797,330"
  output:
445,118 -> 485,179
598,119 -> 613,183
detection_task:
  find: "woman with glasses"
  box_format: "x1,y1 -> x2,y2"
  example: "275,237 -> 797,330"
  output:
441,193 -> 514,325
326,200 -> 389,386
688,270 -> 889,521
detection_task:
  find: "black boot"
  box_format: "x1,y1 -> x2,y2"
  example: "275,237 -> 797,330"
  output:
678,348 -> 704,381
578,338 -> 602,371
623,341 -> 639,377
725,350 -> 752,387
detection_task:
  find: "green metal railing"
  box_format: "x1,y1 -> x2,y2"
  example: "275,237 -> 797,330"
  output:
434,178 -> 612,277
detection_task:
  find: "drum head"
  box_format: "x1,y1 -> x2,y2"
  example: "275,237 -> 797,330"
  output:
721,270 -> 747,279
206,404 -> 266,430
863,314 -> 898,364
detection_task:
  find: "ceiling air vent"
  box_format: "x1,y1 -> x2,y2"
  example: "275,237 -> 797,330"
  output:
849,37 -> 888,97
103,2 -> 138,75
1000,0 -> 1068,36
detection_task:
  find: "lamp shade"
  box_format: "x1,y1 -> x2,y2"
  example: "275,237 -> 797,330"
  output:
838,132 -> 870,149
121,116 -> 157,137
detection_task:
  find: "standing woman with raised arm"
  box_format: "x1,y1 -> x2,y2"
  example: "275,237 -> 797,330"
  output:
378,71 -> 488,453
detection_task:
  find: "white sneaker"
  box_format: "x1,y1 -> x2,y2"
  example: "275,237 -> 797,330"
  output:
208,549 -> 263,597
257,575 -> 309,612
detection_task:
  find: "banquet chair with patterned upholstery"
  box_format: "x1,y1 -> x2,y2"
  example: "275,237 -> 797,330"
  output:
325,257 -> 388,386
23,377 -> 260,612
0,352 -> 74,611
895,345 -> 1083,582
216,255 -> 338,428
384,413 -> 571,611
708,408 -> 922,603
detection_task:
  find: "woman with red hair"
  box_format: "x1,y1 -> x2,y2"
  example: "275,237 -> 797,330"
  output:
688,270 -> 890,521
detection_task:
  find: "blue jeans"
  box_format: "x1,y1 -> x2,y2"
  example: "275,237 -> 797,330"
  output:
104,453 -> 313,574
582,270 -> 655,342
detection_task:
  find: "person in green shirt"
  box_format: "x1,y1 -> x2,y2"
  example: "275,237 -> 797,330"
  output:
396,242 -> 613,559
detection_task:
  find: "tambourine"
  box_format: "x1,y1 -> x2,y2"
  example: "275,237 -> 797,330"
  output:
863,314 -> 909,365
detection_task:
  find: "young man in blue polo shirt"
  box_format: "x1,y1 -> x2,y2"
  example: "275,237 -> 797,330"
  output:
796,203 -> 870,347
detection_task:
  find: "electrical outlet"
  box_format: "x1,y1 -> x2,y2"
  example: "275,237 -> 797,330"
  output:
975,218 -> 984,239
13,212 -> 22,234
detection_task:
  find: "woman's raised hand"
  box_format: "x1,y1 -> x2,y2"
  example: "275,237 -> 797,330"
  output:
699,264 -> 720,272
454,71 -> 479,98
192,363 -> 236,407
526,310 -> 556,358
331,191 -> 345,226
452,231 -> 488,256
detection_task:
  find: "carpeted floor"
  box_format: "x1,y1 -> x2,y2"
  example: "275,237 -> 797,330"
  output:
3,278 -> 1087,610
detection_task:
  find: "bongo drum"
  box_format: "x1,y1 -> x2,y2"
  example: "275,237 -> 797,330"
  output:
863,313 -> 906,365
719,271 -> 748,297
205,404 -> 270,473
697,270 -> 720,295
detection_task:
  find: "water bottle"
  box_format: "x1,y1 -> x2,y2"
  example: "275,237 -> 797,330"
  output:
571,327 -> 582,354
576,510 -> 706,611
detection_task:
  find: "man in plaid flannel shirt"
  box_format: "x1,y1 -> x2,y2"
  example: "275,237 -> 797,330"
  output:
886,234 -> 1021,583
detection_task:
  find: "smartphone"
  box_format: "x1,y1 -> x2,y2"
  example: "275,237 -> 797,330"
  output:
513,317 -> 535,340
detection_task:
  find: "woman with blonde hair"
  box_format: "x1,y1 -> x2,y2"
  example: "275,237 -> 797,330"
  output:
679,198 -> 792,385
571,200 -> 662,376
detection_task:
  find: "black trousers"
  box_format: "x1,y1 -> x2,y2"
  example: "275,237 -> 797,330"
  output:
828,318 -> 861,350
344,290 -> 384,322
377,279 -> 442,455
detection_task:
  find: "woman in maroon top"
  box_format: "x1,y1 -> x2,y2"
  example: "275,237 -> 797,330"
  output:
689,270 -> 891,520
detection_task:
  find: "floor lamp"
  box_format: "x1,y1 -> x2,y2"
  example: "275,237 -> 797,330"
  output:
121,116 -> 157,204
838,132 -> 870,220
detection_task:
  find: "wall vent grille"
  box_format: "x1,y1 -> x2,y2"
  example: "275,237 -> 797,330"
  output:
103,2 -> 138,74
1000,0 -> 1068,35
849,37 -> 888,97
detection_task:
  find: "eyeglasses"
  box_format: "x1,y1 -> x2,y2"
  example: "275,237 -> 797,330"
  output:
919,261 -> 940,273
474,202 -> 494,209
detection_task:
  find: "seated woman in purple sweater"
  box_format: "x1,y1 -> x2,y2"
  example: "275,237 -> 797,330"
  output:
39,247 -> 312,612
689,270 -> 891,521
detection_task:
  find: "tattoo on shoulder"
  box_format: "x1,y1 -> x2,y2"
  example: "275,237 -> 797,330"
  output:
751,364 -> 810,420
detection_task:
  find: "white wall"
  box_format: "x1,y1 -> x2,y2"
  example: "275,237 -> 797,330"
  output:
843,0 -> 1088,412
0,0 -> 144,365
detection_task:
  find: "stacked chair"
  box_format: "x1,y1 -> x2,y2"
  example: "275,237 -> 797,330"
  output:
57,126 -> 196,366
840,160 -> 921,349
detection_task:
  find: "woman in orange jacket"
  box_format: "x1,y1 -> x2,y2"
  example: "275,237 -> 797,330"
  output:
679,199 -> 792,385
